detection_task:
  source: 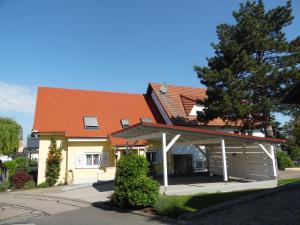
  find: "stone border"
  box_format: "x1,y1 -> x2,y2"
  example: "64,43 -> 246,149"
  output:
182,181 -> 300,220
92,201 -> 187,225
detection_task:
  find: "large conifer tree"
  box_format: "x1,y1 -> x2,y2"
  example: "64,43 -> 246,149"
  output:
195,0 -> 300,136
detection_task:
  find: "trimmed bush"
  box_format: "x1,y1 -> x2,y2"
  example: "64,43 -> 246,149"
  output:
37,182 -> 49,188
276,151 -> 293,170
0,181 -> 10,192
12,171 -> 33,189
112,153 -> 159,208
289,146 -> 300,162
24,180 -> 36,189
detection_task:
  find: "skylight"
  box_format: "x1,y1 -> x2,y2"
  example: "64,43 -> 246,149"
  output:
121,119 -> 130,128
141,117 -> 153,123
84,116 -> 99,129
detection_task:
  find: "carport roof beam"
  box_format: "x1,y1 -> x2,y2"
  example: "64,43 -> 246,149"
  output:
111,122 -> 285,145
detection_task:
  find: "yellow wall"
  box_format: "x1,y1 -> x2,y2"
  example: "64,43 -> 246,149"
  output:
37,136 -> 174,185
38,135 -> 67,185
147,141 -> 174,175
67,141 -> 115,184
37,135 -> 116,185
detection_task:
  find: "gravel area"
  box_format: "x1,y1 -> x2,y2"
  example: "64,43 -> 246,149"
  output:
189,185 -> 300,225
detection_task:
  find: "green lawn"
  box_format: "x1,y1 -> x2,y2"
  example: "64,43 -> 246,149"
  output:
278,178 -> 300,186
154,190 -> 259,219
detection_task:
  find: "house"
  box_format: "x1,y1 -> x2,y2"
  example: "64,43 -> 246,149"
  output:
33,83 -> 266,185
24,133 -> 40,160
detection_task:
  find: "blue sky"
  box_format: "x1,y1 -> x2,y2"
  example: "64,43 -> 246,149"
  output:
0,0 -> 299,142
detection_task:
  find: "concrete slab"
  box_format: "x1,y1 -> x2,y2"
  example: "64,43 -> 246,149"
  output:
161,180 -> 277,195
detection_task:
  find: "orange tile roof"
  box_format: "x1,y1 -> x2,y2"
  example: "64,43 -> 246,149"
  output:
33,87 -> 164,145
149,83 -> 232,126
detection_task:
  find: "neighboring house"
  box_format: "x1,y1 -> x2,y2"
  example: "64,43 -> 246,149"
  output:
33,83 -> 266,184
24,133 -> 40,160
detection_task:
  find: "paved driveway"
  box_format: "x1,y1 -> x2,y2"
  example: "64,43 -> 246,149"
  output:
0,183 -> 111,224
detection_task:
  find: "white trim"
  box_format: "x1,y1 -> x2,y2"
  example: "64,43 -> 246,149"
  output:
68,138 -> 107,142
151,91 -> 172,125
116,146 -> 146,150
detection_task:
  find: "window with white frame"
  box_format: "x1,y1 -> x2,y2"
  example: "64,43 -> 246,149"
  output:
76,152 -> 109,168
146,151 -> 158,164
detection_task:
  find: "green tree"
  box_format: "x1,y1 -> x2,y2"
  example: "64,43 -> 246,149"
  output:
194,0 -> 300,136
0,117 -> 22,156
45,137 -> 63,186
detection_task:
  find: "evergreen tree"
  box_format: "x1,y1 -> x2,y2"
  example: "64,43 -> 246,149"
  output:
45,137 -> 63,186
194,0 -> 300,136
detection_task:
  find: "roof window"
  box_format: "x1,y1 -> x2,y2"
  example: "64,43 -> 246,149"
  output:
121,119 -> 130,128
141,117 -> 153,123
84,116 -> 99,129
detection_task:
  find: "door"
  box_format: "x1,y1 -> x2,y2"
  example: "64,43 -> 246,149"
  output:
173,154 -> 193,175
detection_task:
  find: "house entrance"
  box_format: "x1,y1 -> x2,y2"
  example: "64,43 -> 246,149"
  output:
173,154 -> 193,175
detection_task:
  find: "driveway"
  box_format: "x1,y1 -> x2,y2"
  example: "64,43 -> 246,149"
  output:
0,183 -> 112,224
18,182 -> 113,203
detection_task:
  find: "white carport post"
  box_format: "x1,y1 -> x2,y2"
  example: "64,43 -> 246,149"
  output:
259,144 -> 277,178
221,139 -> 228,182
162,133 -> 180,189
270,145 -> 277,177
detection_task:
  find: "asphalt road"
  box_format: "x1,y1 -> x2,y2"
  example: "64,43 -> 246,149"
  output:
31,207 -> 171,225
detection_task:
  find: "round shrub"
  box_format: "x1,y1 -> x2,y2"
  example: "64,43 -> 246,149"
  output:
112,153 -> 160,208
12,171 -> 33,189
24,180 -> 36,189
126,176 -> 160,207
276,151 -> 293,170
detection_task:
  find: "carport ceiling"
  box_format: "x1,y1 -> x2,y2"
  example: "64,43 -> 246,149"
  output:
111,122 -> 285,145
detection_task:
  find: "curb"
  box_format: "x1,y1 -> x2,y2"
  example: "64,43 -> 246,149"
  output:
182,181 -> 300,220
92,202 -> 187,225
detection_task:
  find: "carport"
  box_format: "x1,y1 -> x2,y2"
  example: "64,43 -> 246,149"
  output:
112,122 -> 285,192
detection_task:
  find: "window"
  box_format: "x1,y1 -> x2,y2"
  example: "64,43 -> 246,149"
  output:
85,154 -> 101,167
141,117 -> 152,123
76,152 -> 109,168
120,119 -> 130,128
146,151 -> 158,164
83,116 -> 99,129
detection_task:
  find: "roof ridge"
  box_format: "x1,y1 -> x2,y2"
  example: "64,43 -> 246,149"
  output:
38,86 -> 144,96
150,82 -> 207,90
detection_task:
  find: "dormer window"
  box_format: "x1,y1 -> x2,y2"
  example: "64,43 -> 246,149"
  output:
141,117 -> 153,123
121,119 -> 130,128
190,104 -> 205,116
84,116 -> 99,129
